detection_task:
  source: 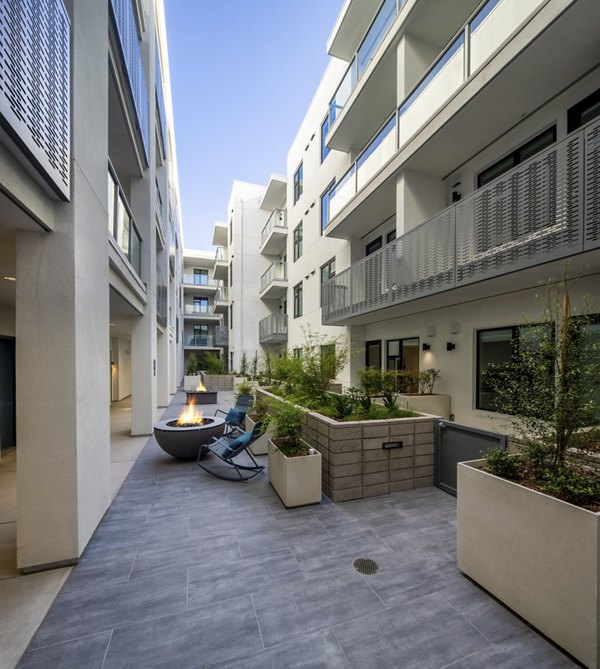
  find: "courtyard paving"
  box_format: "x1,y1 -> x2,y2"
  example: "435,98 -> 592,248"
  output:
18,391 -> 578,668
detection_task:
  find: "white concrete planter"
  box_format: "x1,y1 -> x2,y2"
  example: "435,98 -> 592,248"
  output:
268,440 -> 322,508
245,415 -> 272,456
397,394 -> 450,419
457,460 -> 600,669
183,375 -> 203,392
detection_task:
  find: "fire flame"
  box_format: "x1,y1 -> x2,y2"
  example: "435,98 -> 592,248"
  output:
196,380 -> 207,392
177,396 -> 204,425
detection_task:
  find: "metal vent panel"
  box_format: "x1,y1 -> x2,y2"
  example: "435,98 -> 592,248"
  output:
110,0 -> 149,164
456,134 -> 583,286
584,122 -> 600,250
0,0 -> 70,199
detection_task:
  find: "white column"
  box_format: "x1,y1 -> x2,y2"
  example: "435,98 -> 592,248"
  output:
16,0 -> 111,571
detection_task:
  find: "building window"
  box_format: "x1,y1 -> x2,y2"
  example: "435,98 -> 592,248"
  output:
476,324 -> 552,412
193,268 -> 208,285
293,282 -> 303,318
320,180 -> 336,234
387,338 -> 419,391
477,127 -> 556,188
293,348 -> 302,359
386,229 -> 396,244
293,223 -> 303,261
365,236 -> 382,256
321,114 -> 331,162
293,162 -> 303,204
568,88 -> 600,132
365,340 -> 382,369
193,324 -> 209,346
193,297 -> 208,313
229,304 -> 233,329
320,257 -> 336,306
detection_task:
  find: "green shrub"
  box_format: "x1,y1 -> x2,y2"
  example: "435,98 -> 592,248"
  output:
483,448 -> 522,480
236,381 -> 253,397
186,353 -> 200,375
382,389 -> 398,411
358,367 -> 383,396
269,402 -> 308,456
419,369 -> 441,394
540,467 -> 600,507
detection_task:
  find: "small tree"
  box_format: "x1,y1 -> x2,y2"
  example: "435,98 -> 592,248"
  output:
261,349 -> 274,385
486,278 -> 600,473
269,401 -> 307,456
419,369 -> 441,395
251,351 -> 259,380
296,328 -> 350,398
186,353 -> 200,375
239,351 -> 249,378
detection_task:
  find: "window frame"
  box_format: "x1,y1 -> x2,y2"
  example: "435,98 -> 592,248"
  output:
320,113 -> 331,163
320,179 -> 336,235
320,257 -> 336,306
293,281 -> 303,319
293,162 -> 303,204
293,222 -> 303,262
365,236 -> 382,256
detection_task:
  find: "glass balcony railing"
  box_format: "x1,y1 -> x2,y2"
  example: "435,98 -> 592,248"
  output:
184,305 -> 213,316
215,246 -> 226,262
323,115 -> 600,324
214,326 -> 229,346
328,0 -> 406,126
108,161 -> 142,277
329,114 -> 396,222
186,335 -> 214,348
260,262 -> 287,293
183,274 -> 219,287
260,209 -> 287,248
214,287 -> 228,303
327,0 -> 548,228
259,314 -> 288,343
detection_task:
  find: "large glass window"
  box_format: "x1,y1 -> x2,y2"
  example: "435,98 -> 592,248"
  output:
476,325 -> 553,411
321,114 -> 331,163
568,88 -> 600,132
293,162 -> 303,204
477,127 -> 556,188
193,297 -> 208,313
365,236 -> 382,256
365,340 -> 382,368
193,268 -> 208,285
293,282 -> 303,318
320,180 -> 336,234
387,338 -> 419,391
293,223 -> 303,261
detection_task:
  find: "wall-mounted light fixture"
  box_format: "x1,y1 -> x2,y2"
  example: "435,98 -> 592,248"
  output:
422,343 -> 431,352
446,342 -> 456,351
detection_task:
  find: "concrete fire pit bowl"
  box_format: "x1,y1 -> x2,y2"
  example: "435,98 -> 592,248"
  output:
153,416 -> 225,460
185,390 -> 218,405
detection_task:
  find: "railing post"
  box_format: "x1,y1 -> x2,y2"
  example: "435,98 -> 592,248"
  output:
463,24 -> 470,81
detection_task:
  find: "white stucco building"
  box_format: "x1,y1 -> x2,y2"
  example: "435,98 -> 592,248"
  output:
0,0 -> 184,572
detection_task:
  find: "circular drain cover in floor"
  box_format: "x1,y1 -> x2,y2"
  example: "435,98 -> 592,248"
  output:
353,557 -> 379,575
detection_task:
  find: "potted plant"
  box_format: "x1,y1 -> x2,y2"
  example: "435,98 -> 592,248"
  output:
244,396 -> 272,456
268,401 -> 321,507
457,278 -> 600,668
395,368 -> 450,418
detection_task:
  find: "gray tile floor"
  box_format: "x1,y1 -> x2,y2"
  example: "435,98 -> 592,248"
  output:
18,391 -> 579,668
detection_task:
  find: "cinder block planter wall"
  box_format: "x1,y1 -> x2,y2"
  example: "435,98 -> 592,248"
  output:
200,373 -> 235,390
257,388 -> 436,502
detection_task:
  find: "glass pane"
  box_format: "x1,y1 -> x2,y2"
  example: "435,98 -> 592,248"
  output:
478,328 -> 512,410
130,226 -> 141,276
357,0 -> 397,79
108,176 -> 116,236
401,338 -> 419,373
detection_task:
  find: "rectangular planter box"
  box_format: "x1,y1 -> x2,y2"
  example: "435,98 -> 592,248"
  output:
245,415 -> 272,456
257,387 -> 436,503
397,394 -> 450,419
185,390 -> 218,405
268,440 -> 321,507
457,460 -> 600,669
183,375 -> 203,392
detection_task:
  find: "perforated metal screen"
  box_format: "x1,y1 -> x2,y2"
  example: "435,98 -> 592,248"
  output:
0,0 -> 70,200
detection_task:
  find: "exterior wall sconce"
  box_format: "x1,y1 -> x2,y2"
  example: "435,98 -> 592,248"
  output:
422,343 -> 431,351
446,342 -> 456,351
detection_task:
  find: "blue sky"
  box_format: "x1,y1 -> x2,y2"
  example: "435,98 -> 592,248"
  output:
165,0 -> 343,251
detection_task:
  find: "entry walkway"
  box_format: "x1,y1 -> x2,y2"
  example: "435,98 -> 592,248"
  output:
18,391 -> 576,668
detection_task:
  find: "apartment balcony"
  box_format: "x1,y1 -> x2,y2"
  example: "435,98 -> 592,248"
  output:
326,0 -> 478,153
182,275 -> 219,293
259,314 -> 288,344
260,209 -> 287,256
214,326 -> 229,347
212,222 -> 228,247
260,262 -> 287,300
108,162 -> 142,278
213,288 -> 229,313
325,0 -> 599,240
184,336 -> 219,350
183,305 -> 222,323
213,247 -> 228,282
322,116 -> 600,325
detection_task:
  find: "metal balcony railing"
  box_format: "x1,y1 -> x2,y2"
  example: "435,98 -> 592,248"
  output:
260,262 -> 287,293
108,161 -> 142,277
327,0 -> 548,227
110,0 -> 150,163
322,116 -> 600,324
259,314 -> 288,343
260,209 -> 287,248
